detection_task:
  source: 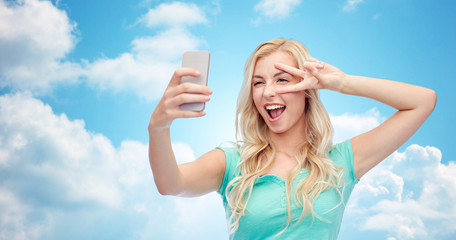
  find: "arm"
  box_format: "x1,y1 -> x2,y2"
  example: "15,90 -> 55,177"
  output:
339,75 -> 436,179
275,59 -> 436,179
148,68 -> 226,197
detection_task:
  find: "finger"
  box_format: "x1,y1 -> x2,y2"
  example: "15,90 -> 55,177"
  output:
166,82 -> 212,98
169,68 -> 201,87
274,63 -> 305,79
307,57 -> 319,63
163,109 -> 206,121
306,58 -> 325,69
303,62 -> 322,78
171,110 -> 207,119
177,82 -> 212,95
167,93 -> 211,107
276,80 -> 313,93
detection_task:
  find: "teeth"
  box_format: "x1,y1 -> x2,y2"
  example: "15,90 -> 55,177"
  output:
265,105 -> 284,110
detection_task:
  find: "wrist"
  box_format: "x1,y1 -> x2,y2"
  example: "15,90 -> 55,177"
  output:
337,74 -> 351,94
148,121 -> 170,135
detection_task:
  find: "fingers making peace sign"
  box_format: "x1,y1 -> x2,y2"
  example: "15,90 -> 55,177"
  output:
275,57 -> 347,94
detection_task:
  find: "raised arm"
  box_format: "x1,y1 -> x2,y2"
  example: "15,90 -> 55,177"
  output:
338,75 -> 436,179
148,68 -> 226,197
275,59 -> 436,179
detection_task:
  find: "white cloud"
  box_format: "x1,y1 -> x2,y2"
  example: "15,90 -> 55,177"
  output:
0,0 -> 208,101
83,2 -> 208,101
0,0 -> 80,93
0,187 -> 54,240
0,92 -> 125,239
0,92 -> 123,208
331,108 -> 381,143
84,27 -> 203,101
172,193 -> 227,238
140,2 -> 207,28
330,108 -> 456,239
346,145 -> 456,239
254,0 -> 301,19
0,92 -> 227,239
342,0 -> 364,12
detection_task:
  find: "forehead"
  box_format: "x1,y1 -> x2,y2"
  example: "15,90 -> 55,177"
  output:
254,51 -> 297,74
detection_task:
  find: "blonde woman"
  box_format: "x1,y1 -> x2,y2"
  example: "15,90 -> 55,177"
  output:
148,39 -> 436,239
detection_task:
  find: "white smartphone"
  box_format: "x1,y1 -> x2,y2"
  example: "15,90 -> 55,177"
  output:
179,51 -> 211,111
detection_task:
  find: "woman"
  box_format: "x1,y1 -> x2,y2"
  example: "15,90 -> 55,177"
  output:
148,39 -> 436,239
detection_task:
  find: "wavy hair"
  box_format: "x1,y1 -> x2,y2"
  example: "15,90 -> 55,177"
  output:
227,38 -> 344,235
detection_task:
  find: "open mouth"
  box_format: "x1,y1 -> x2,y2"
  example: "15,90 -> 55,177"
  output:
265,104 -> 286,120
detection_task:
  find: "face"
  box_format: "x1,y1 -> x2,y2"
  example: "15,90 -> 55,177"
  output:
252,51 -> 307,135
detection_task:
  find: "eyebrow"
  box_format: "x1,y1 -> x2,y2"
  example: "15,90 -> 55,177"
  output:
253,71 -> 288,79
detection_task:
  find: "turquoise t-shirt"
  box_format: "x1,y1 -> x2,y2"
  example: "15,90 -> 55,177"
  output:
217,140 -> 359,240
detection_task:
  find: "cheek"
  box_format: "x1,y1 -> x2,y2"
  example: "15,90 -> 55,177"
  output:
284,92 -> 307,113
252,91 -> 263,110
283,91 -> 305,101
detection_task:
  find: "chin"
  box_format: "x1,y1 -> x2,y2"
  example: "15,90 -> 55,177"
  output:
266,124 -> 288,134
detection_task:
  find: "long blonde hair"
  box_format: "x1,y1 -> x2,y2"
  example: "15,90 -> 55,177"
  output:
227,38 -> 344,234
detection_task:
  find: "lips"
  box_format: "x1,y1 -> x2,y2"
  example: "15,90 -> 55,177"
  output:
265,104 -> 286,121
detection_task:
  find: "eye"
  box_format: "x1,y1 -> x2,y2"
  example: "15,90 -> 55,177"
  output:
277,78 -> 289,83
253,81 -> 264,86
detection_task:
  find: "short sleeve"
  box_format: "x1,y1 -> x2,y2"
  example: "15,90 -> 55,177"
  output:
216,147 -> 241,197
329,140 -> 359,184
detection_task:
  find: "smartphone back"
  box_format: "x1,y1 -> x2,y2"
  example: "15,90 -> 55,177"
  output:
180,51 -> 210,111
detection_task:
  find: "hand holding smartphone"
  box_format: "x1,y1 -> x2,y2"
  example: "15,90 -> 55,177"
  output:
179,51 -> 211,112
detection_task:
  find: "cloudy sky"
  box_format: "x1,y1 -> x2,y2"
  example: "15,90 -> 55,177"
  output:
0,0 -> 455,239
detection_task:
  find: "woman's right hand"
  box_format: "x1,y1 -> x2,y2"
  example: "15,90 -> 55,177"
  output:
148,68 -> 212,131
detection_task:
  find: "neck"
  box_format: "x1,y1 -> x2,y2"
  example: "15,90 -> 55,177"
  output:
269,124 -> 307,155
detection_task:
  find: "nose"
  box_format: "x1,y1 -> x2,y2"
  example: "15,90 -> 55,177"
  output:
263,83 -> 277,98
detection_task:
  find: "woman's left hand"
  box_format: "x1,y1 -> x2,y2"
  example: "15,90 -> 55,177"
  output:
274,57 -> 347,93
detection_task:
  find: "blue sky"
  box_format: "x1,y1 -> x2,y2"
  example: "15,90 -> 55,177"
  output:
0,0 -> 455,239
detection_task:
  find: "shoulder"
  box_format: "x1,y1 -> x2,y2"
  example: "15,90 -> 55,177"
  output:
216,146 -> 241,171
329,139 -> 353,162
217,146 -> 240,158
204,147 -> 227,159
216,146 -> 241,195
